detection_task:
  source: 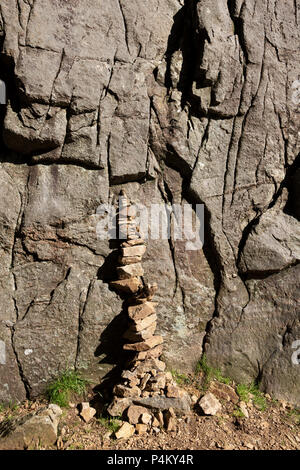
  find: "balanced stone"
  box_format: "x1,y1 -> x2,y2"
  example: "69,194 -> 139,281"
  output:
130,313 -> 157,332
128,302 -> 156,321
109,277 -> 143,294
134,344 -> 163,361
123,335 -> 163,352
122,245 -> 146,257
114,384 -> 141,398
118,255 -> 142,265
123,322 -> 156,342
117,263 -> 144,279
122,239 -> 145,247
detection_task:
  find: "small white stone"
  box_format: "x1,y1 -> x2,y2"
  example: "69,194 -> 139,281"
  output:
24,349 -> 33,356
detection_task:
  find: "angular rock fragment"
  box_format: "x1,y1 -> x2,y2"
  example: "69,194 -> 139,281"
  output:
0,405 -> 62,450
122,239 -> 145,247
117,263 -> 144,279
118,255 -> 142,265
109,277 -> 143,294
123,335 -> 163,352
123,322 -> 157,341
113,384 -> 141,398
198,393 -> 222,416
79,402 -> 97,423
166,384 -> 181,398
164,407 -> 176,432
130,314 -> 157,332
134,344 -> 163,361
107,397 -> 132,417
132,395 -> 191,415
140,412 -> 152,425
128,302 -> 156,321
135,423 -> 148,435
122,245 -> 147,258
115,422 -> 135,440
127,405 -> 149,425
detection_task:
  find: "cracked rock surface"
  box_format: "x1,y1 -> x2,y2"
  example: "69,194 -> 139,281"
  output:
0,0 -> 299,406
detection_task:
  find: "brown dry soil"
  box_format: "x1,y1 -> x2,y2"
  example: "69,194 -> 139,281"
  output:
0,375 -> 299,451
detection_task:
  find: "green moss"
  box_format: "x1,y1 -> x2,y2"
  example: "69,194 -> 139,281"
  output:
170,369 -> 191,386
97,416 -> 122,434
288,409 -> 300,425
233,407 -> 246,419
46,370 -> 89,407
236,382 -> 267,411
195,354 -> 232,388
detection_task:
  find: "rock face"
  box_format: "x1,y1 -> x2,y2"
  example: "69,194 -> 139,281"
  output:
0,0 -> 299,406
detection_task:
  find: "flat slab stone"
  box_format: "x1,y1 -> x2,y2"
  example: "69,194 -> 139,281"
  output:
123,335 -> 163,352
122,245 -> 146,257
130,313 -> 157,332
109,277 -> 142,294
128,302 -> 156,321
132,395 -> 191,416
117,263 -> 144,279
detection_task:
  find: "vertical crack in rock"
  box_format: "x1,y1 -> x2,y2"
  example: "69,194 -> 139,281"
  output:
117,0 -> 131,57
157,177 -> 181,299
75,279 -> 94,369
10,326 -> 31,399
0,0 -> 299,405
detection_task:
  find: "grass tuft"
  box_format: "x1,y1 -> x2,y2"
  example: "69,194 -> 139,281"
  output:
195,354 -> 232,388
46,370 -> 89,408
170,369 -> 191,386
97,416 -> 122,434
233,407 -> 246,419
236,382 -> 267,411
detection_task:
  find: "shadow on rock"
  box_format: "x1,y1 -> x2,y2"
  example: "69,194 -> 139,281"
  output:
93,305 -> 133,404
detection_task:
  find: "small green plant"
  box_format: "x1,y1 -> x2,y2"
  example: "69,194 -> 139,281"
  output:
68,442 -> 85,450
170,369 -> 191,386
195,354 -> 232,388
236,382 -> 267,411
46,370 -> 89,407
233,407 -> 246,419
236,383 -> 250,402
288,409 -> 300,425
97,416 -> 122,434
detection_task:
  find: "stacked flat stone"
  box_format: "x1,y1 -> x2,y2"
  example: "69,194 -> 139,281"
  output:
107,191 -> 191,435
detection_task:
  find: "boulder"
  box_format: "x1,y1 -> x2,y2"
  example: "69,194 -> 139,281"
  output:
0,404 -> 62,450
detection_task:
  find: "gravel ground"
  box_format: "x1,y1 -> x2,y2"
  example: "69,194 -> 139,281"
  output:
1,376 -> 299,451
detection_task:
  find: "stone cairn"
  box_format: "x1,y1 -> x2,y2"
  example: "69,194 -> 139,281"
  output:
106,190 -> 191,437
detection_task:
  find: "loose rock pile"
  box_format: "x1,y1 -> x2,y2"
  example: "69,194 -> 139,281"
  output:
107,191 -> 191,436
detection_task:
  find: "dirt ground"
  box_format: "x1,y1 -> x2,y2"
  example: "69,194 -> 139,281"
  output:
1,375 -> 299,451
